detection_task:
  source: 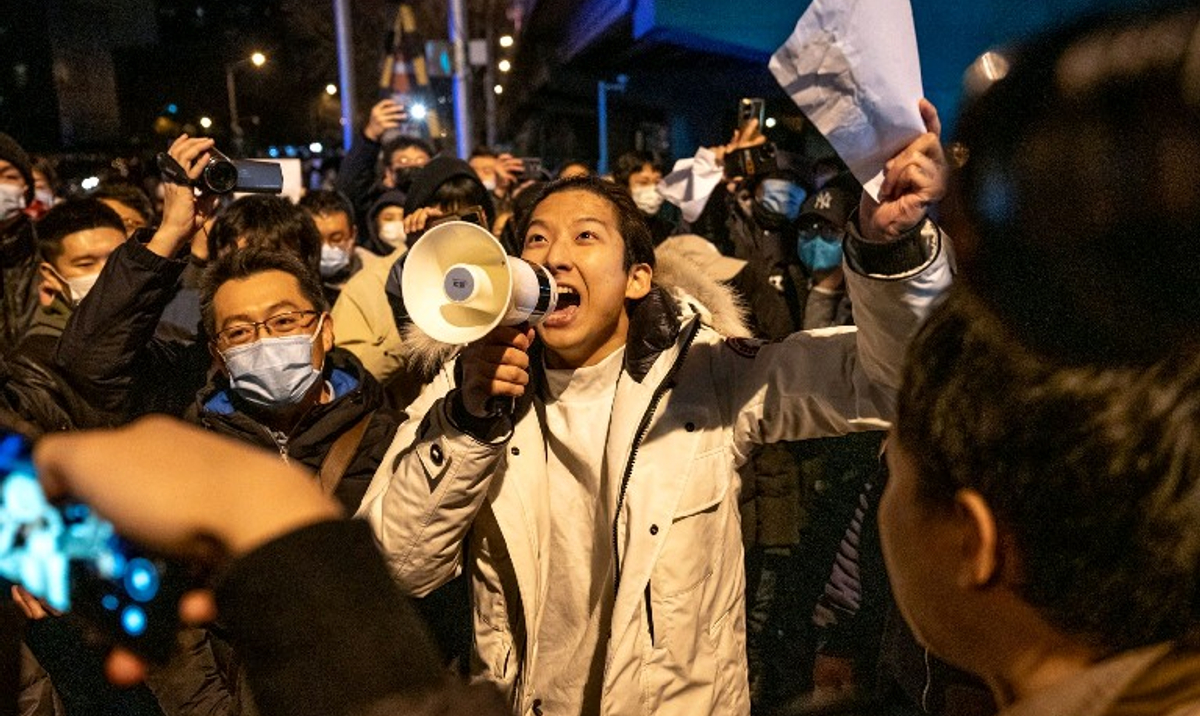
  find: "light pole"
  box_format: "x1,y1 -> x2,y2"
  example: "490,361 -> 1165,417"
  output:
597,75 -> 628,176
226,51 -> 266,156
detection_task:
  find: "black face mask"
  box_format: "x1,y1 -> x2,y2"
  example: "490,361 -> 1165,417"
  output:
391,167 -> 417,193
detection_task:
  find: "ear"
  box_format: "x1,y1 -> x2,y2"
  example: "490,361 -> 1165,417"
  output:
953,488 -> 1000,589
319,312 -> 334,352
624,263 -> 653,301
37,263 -> 61,307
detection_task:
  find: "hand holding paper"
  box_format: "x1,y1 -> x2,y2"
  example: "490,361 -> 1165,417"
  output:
769,0 -> 926,199
860,99 -> 948,242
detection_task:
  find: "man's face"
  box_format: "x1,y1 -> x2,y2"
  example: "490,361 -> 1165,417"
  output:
384,146 -> 431,188
879,437 -> 977,667
38,226 -> 125,306
312,210 -> 356,250
211,269 -> 333,372
0,159 -> 27,195
628,163 -> 662,191
520,189 -> 651,369
98,198 -> 148,237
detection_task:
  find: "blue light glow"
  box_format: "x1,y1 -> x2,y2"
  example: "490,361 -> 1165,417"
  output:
121,605 -> 147,636
124,558 -> 160,602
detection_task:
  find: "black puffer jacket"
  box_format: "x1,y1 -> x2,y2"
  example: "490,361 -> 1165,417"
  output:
190,347 -> 396,512
1,217 -> 38,348
0,351 -> 120,434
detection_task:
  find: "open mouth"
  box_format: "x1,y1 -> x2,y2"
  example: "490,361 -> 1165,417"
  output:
545,285 -> 580,327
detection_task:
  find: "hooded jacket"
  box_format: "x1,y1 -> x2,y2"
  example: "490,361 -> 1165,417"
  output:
402,156 -> 494,225
358,219 -> 952,716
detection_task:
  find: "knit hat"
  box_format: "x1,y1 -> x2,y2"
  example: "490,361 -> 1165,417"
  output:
0,133 -> 33,203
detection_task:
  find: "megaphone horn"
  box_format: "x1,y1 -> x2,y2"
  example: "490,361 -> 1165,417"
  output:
401,221 -> 558,344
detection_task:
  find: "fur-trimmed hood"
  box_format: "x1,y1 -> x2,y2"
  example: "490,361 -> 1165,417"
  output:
400,239 -> 752,379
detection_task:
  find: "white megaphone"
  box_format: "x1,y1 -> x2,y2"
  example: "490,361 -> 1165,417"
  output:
402,220 -> 558,344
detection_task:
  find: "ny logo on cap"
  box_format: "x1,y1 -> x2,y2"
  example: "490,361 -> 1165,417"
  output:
814,191 -> 832,210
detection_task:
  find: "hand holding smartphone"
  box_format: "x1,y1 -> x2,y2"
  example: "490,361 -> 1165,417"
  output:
0,430 -> 187,663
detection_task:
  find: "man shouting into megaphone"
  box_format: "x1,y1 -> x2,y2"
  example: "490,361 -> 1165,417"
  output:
358,106 -> 950,716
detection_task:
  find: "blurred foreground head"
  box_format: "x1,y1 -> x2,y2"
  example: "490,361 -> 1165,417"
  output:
951,2 -> 1200,364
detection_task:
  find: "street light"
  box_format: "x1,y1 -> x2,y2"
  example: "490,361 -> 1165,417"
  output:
597,75 -> 628,175
498,59 -> 511,73
325,83 -> 338,96
499,34 -> 514,48
226,50 -> 267,155
199,116 -> 213,129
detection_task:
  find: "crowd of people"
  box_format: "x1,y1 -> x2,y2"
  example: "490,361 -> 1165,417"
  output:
3,3 -> 1200,715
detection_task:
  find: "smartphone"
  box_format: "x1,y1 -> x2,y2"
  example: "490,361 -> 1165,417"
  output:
738,97 -> 766,131
519,157 -> 543,181
0,430 -> 184,662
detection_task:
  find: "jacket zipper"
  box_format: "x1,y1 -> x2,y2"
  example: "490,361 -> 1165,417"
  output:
611,318 -> 701,599
266,428 -> 290,463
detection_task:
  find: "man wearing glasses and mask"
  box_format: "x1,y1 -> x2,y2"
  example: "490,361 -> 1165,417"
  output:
54,135 -> 399,513
195,245 -> 394,510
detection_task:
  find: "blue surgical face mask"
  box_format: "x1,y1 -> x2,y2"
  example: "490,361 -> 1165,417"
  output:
220,315 -> 326,408
758,179 -> 806,221
320,244 -> 351,278
797,235 -> 844,273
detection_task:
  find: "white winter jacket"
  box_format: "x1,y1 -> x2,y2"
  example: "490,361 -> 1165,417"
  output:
358,222 -> 952,716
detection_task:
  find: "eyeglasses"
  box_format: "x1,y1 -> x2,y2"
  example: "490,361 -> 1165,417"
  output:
215,310 -> 320,349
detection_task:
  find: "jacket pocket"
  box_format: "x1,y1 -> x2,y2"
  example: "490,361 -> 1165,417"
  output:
653,458 -> 731,598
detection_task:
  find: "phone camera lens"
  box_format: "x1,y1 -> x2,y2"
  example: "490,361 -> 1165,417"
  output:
124,558 -> 160,602
121,605 -> 148,636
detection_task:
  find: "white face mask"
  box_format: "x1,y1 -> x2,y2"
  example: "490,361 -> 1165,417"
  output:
47,264 -> 100,306
320,244 -> 351,278
0,183 -> 26,223
378,219 -> 407,249
632,185 -> 664,216
34,188 -> 55,209
482,177 -> 498,192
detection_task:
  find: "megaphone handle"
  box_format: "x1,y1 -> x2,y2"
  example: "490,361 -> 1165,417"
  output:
484,395 -> 516,417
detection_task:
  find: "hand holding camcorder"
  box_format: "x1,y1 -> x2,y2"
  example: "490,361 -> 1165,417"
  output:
157,145 -> 283,195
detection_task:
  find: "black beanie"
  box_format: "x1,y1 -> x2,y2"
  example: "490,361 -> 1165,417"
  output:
0,133 -> 33,203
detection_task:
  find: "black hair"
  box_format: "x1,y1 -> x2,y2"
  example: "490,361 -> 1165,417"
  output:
31,156 -> 58,191
207,195 -> 322,278
469,145 -> 498,160
556,160 -> 591,178
35,198 -> 125,263
430,175 -> 491,220
952,3 -> 1200,365
298,189 -> 356,225
520,175 -> 656,272
93,182 -> 155,226
200,245 -> 329,339
612,150 -> 664,191
381,135 -> 436,167
898,288 -> 1200,652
